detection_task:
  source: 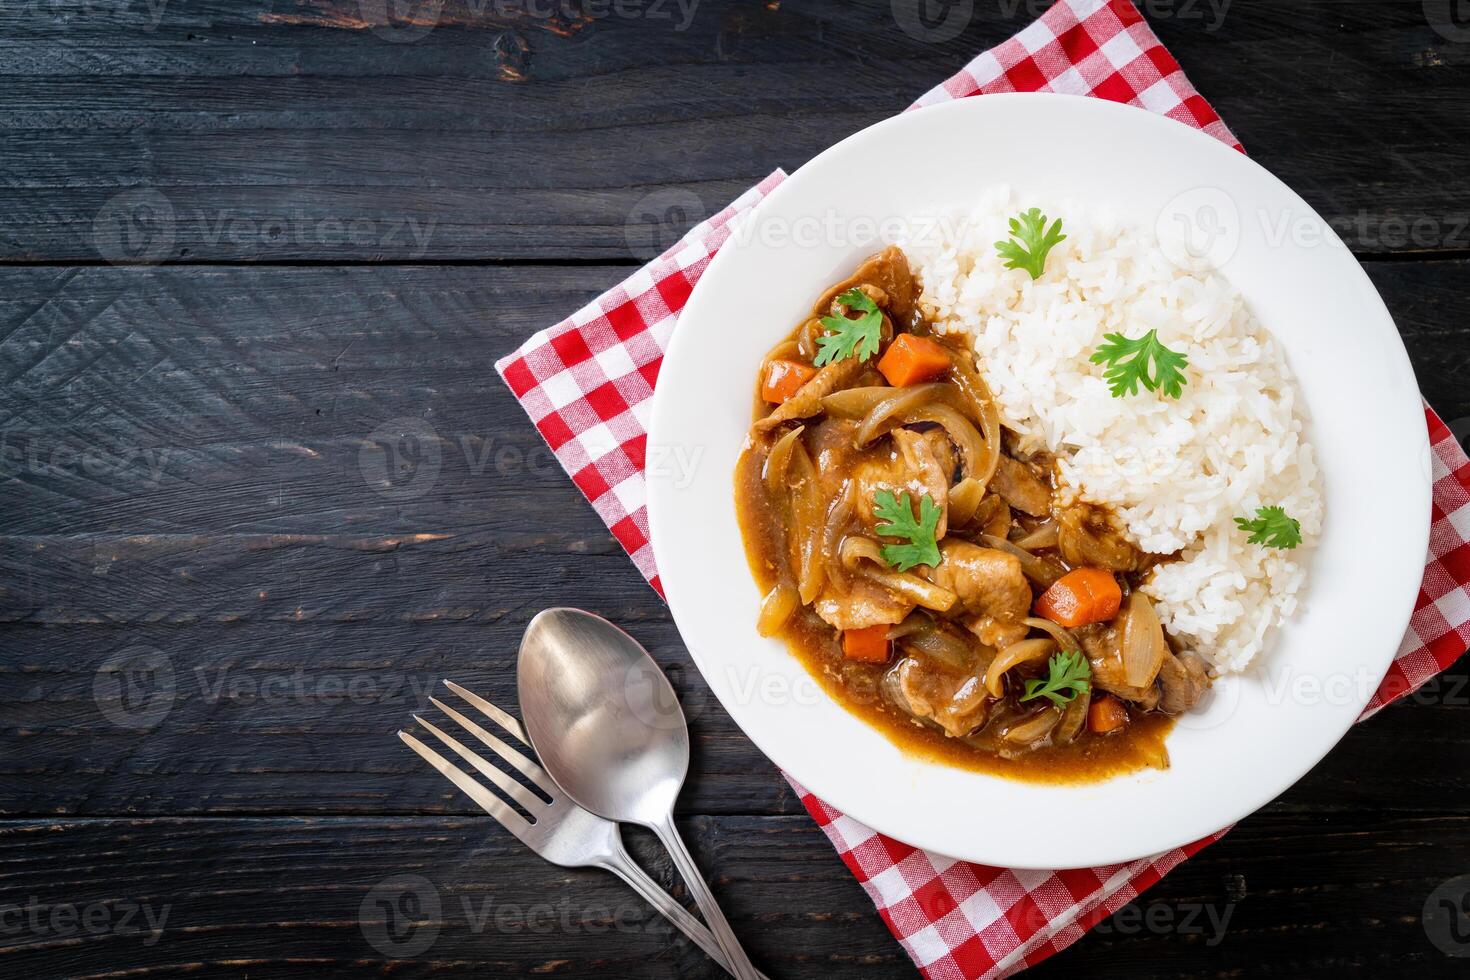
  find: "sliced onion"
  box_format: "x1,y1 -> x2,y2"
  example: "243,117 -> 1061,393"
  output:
1054,686 -> 1091,744
820,480 -> 855,588
983,638 -> 1056,697
1022,617 -> 1081,654
860,567 -> 957,612
1014,520 -> 1059,551
948,478 -> 984,528
853,383 -> 949,447
787,443 -> 826,604
1120,590 -> 1168,689
1003,706 -> 1061,744
906,403 -> 985,478
900,623 -> 974,671
886,612 -> 933,639
947,350 -> 1002,487
795,318 -> 823,361
979,533 -> 1064,587
839,535 -> 886,571
763,425 -> 804,496
762,339 -> 801,366
757,583 -> 799,637
838,539 -> 957,612
820,386 -> 894,419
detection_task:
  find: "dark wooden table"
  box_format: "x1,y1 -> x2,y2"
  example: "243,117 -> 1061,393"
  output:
2,1 -> 1468,977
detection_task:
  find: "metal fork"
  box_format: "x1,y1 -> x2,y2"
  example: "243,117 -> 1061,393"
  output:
399,680 -> 767,979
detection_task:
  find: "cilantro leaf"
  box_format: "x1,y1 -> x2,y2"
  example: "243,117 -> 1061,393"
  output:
1089,329 -> 1190,398
1021,649 -> 1092,707
814,288 -> 883,367
995,208 -> 1067,279
872,489 -> 942,572
1234,506 -> 1303,549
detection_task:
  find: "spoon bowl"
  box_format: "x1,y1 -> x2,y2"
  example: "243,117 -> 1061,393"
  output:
518,608 -> 687,823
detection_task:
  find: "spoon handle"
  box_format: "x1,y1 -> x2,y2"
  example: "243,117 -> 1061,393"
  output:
650,814 -> 763,980
596,839 -> 770,980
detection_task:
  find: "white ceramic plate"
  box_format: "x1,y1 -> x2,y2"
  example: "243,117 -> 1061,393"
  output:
646,94 -> 1430,869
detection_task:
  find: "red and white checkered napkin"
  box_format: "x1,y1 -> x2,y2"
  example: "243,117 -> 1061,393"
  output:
497,1 -> 1470,975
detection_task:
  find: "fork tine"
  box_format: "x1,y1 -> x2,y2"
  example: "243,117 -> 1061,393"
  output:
443,680 -> 530,744
429,697 -> 557,797
399,731 -> 533,838
413,716 -> 547,813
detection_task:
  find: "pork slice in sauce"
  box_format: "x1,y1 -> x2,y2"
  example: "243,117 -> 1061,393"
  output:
1157,652 -> 1212,714
883,655 -> 990,738
805,416 -> 863,498
926,540 -> 1031,648
813,577 -> 913,632
811,245 -> 918,328
990,455 -> 1052,517
1056,501 -> 1148,572
1077,623 -> 1162,710
853,428 -> 953,538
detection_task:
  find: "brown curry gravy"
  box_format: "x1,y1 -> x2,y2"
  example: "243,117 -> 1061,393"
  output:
734,397 -> 1174,786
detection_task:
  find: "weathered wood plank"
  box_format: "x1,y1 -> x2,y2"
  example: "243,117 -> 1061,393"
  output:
0,613 -> 1466,817
0,811 -> 1467,978
0,0 -> 1465,260
0,263 -> 1462,552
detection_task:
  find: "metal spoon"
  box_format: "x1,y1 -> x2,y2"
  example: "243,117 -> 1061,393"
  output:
517,608 -> 762,980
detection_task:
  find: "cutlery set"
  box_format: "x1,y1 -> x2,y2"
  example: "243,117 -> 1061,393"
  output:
399,608 -> 764,978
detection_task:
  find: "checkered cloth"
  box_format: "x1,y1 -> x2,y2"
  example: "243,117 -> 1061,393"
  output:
496,1 -> 1470,975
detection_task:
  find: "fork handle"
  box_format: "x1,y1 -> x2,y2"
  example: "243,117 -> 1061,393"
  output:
596,841 -> 770,980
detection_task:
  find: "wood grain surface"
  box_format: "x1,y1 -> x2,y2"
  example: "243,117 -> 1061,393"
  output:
2,1 -> 1468,977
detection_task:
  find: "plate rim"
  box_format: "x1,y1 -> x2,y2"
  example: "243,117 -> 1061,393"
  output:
647,92 -> 1431,868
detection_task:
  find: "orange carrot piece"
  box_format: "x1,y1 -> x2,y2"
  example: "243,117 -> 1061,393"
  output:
842,625 -> 891,664
877,334 -> 951,388
1088,695 -> 1128,734
761,358 -> 818,404
1034,567 -> 1123,628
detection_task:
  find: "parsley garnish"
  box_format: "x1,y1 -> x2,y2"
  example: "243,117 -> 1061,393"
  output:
1021,649 -> 1092,707
872,489 -> 942,572
995,208 -> 1067,279
814,288 -> 883,367
1089,329 -> 1190,398
1235,506 -> 1303,549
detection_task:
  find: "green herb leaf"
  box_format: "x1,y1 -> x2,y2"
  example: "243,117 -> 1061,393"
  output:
1234,506 -> 1303,549
995,208 -> 1067,279
1089,329 -> 1190,398
872,489 -> 942,573
1021,649 -> 1092,707
814,288 -> 883,367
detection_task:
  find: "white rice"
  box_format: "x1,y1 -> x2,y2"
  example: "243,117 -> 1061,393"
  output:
899,188 -> 1322,673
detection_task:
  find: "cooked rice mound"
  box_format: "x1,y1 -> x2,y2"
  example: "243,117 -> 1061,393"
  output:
900,189 -> 1322,673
